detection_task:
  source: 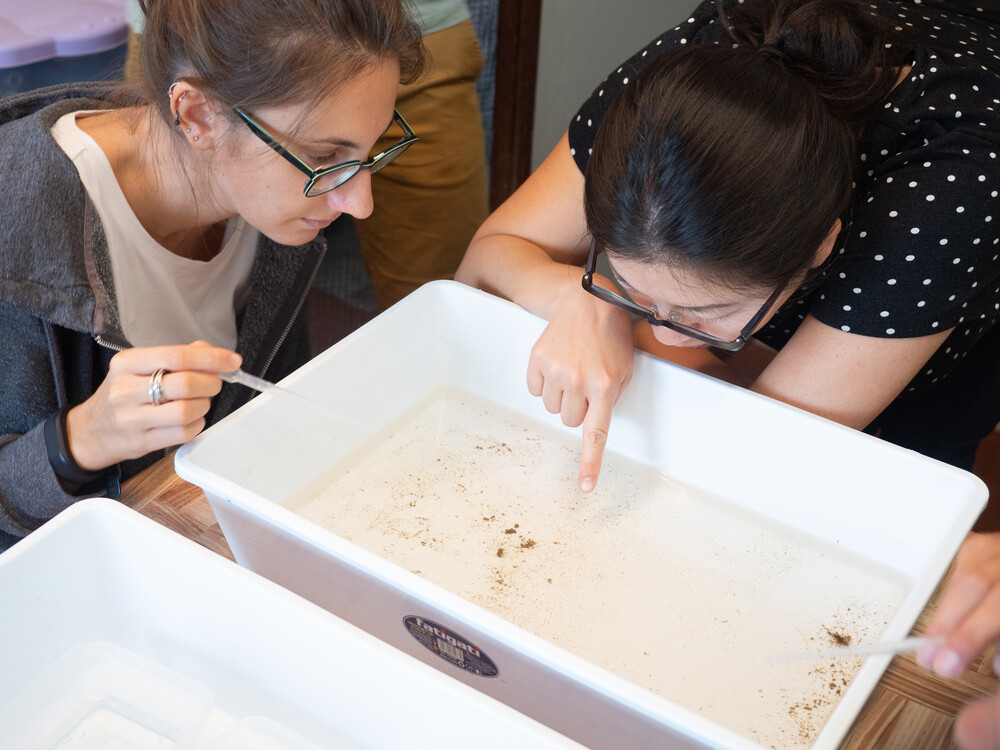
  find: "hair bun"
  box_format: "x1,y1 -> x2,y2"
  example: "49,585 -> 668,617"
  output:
719,0 -> 906,137
757,43 -> 792,64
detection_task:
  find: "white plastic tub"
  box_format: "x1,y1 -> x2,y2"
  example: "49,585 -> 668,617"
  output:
0,498 -> 583,749
176,280 -> 988,750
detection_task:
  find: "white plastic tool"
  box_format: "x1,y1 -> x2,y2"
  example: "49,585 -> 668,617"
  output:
220,369 -> 361,428
768,635 -> 945,662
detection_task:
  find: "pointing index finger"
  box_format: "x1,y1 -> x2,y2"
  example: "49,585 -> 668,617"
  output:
578,396 -> 613,493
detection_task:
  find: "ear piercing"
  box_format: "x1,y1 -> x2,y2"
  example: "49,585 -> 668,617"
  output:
169,81 -> 200,141
167,81 -> 186,126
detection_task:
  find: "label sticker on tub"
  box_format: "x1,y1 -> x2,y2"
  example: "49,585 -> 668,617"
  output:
403,616 -> 499,677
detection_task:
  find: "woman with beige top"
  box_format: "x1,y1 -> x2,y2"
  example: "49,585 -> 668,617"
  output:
0,0 -> 424,550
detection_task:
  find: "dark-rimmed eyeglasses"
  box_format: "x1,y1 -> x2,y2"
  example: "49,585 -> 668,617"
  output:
581,238 -> 785,352
234,107 -> 417,198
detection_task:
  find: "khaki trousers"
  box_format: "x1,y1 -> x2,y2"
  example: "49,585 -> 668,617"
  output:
355,20 -> 489,310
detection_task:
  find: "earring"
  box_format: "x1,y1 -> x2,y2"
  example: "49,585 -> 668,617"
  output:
168,82 -> 186,126
186,128 -> 191,134
193,136 -> 200,142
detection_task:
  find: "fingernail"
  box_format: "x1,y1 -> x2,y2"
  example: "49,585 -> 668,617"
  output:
580,477 -> 594,493
935,649 -> 963,679
228,354 -> 242,368
916,644 -> 938,669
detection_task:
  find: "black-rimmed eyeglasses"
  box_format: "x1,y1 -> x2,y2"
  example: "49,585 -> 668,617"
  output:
581,238 -> 785,352
234,107 -> 417,198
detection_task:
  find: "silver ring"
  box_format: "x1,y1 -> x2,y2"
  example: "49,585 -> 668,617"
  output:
148,368 -> 169,406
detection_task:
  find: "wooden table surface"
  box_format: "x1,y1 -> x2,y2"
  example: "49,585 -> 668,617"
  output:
119,456 -> 997,750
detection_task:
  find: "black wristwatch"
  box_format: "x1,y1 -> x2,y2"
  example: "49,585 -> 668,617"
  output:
44,406 -> 104,487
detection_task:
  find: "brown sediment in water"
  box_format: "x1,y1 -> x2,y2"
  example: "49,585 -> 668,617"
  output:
295,386 -> 904,749
824,627 -> 852,647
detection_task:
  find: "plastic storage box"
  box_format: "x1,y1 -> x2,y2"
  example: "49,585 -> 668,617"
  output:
176,280 -> 988,750
0,498 -> 583,749
0,1 -> 128,97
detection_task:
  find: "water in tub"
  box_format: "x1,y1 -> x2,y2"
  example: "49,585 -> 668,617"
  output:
289,385 -> 906,748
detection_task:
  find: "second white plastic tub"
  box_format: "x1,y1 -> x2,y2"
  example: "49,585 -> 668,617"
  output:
0,499 -> 583,749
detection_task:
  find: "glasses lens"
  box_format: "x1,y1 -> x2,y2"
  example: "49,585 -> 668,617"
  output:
585,256 -> 739,347
306,164 -> 361,197
610,285 -> 730,342
368,142 -> 411,175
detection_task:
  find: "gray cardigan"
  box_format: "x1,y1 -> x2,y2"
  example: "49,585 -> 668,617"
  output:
0,84 -> 324,549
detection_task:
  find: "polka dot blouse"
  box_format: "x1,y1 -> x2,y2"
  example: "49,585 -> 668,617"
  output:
568,0 -> 1000,395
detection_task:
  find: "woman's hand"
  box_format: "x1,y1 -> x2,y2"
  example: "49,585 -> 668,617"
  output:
65,341 -> 242,471
916,533 -> 1000,749
918,533 -> 1000,679
953,689 -> 1000,750
526,272 -> 634,493
454,131 -> 636,492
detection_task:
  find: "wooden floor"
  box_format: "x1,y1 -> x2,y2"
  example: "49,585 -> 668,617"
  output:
972,430 -> 1000,532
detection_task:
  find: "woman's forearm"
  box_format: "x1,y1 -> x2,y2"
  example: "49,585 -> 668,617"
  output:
455,131 -> 592,319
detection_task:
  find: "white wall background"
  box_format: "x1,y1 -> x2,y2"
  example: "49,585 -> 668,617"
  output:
531,0 -> 694,169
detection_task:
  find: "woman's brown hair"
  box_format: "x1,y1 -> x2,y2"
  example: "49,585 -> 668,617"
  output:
135,0 -> 424,127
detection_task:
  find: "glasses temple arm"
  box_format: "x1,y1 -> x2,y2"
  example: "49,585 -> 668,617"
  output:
234,107 -> 316,177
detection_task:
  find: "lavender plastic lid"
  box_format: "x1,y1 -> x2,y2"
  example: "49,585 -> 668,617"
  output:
0,0 -> 126,68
